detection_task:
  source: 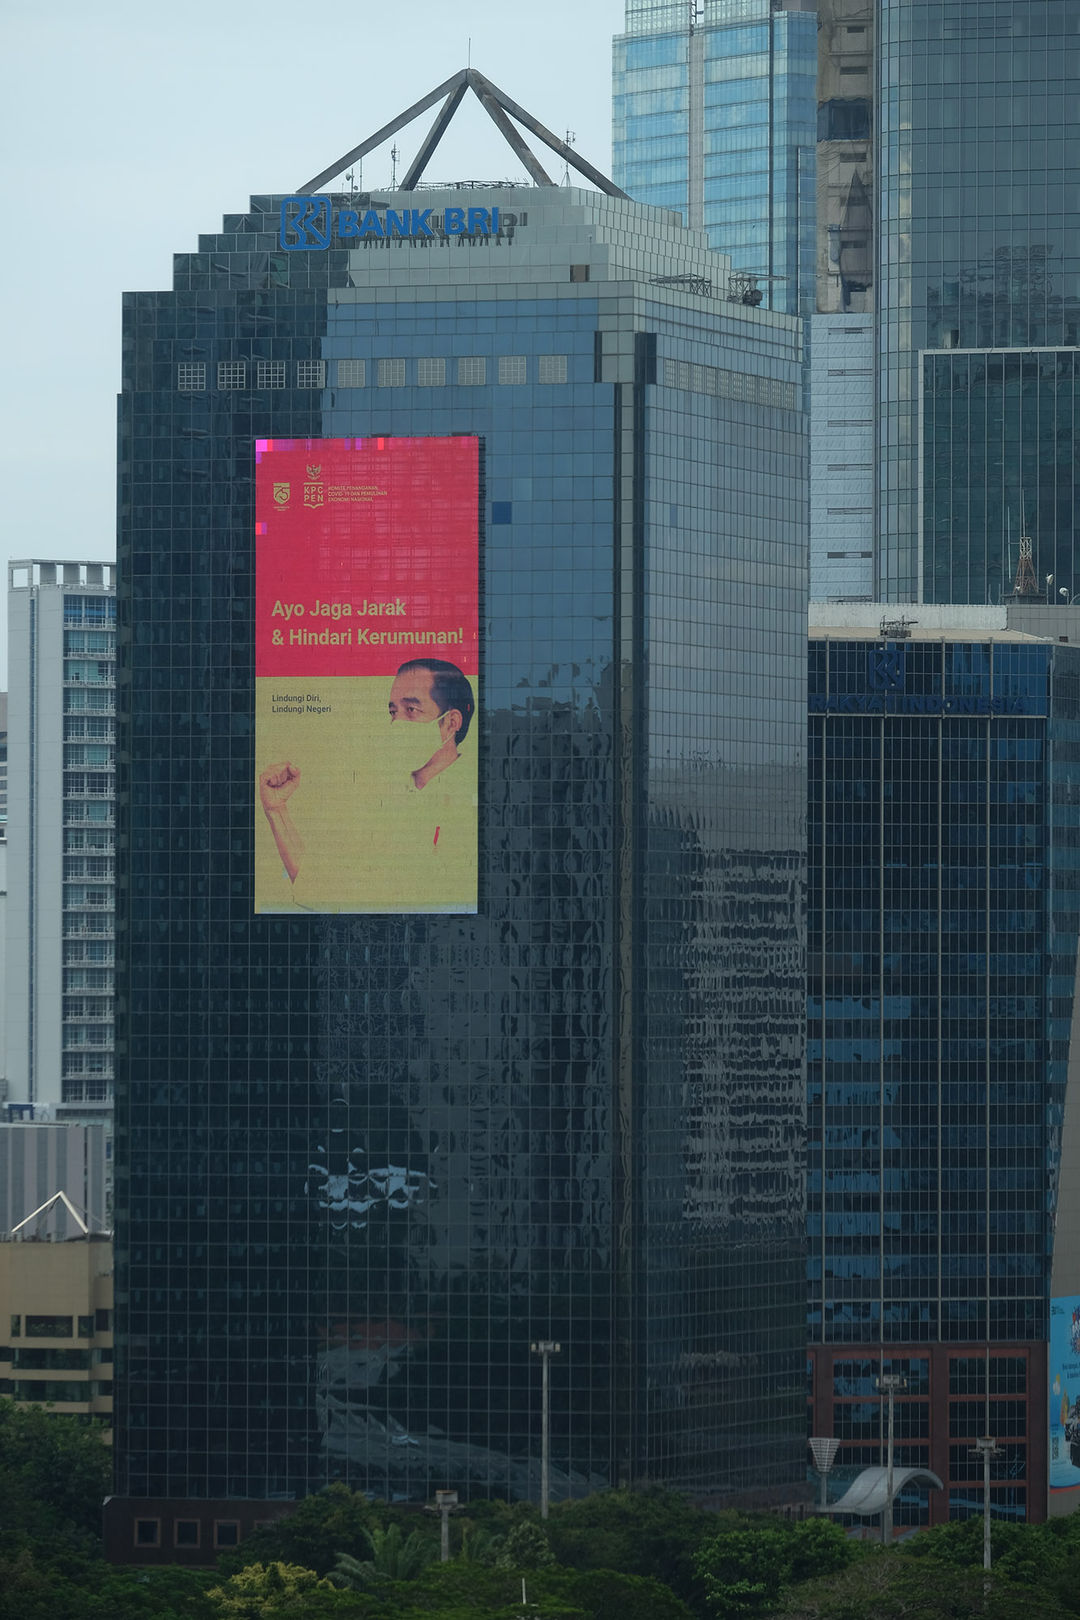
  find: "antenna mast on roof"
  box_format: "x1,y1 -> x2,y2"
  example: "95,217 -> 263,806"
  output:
1009,502 -> 1040,599
562,130 -> 575,186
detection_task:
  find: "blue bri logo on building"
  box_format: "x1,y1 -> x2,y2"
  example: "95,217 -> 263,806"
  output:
280,196 -> 502,250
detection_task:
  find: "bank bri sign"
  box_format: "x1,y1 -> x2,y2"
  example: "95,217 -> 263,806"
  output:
280,196 -> 503,251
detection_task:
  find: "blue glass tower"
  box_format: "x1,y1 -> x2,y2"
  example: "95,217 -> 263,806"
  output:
109,178 -> 808,1550
617,2 -> 1080,606
613,0 -> 818,317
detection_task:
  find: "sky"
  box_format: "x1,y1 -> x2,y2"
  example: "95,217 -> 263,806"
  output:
1,0 -> 626,678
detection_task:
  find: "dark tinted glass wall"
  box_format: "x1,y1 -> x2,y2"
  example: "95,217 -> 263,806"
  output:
114,193 -> 807,1504
923,350 -> 1080,604
808,636 -> 1080,1345
877,0 -> 1080,598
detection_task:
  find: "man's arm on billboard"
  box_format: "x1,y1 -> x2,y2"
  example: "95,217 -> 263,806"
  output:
259,762 -> 305,883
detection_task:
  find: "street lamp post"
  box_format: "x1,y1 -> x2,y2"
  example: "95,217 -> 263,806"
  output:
425,1489 -> 462,1562
875,1372 -> 907,1544
809,1437 -> 841,1512
970,1436 -> 1000,1571
530,1339 -> 561,1519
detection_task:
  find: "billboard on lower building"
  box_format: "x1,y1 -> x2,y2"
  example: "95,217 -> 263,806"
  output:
254,436 -> 480,914
1050,1295 -> 1080,1491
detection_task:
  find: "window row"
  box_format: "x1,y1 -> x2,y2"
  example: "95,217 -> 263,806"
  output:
62,857 -> 114,879
64,968 -> 113,991
0,1379 -> 111,1402
61,1054 -> 113,1078
135,1517 -> 240,1551
62,1077 -> 113,1102
63,997 -> 113,1020
10,1314 -> 97,1339
177,355 -> 570,391
662,356 -> 798,412
63,599 -> 115,627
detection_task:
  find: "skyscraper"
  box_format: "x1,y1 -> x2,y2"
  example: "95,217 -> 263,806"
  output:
613,0 -> 1080,1533
613,0 -> 1080,606
807,606 -> 1080,1525
109,107 -> 809,1549
613,0 -> 818,319
5,561 -> 116,1122
877,2 -> 1080,603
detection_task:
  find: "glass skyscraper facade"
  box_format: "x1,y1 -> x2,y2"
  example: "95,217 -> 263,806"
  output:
111,183 -> 807,1539
613,0 -> 818,317
921,349 -> 1080,607
807,617 -> 1080,1523
879,1 -> 1080,601
616,2 -> 1080,605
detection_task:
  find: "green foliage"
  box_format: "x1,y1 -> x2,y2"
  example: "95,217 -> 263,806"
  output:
0,1398 -> 111,1555
207,1559 -> 333,1618
353,1560 -> 692,1620
694,1515 -> 860,1619
769,1549 -> 1073,1620
0,1545 -> 215,1620
546,1486 -> 716,1611
12,1433 -> 1080,1620
456,1522 -> 508,1564
326,1550 -> 379,1591
786,1517 -> 864,1585
327,1523 -> 436,1589
900,1516 -> 1073,1591
343,1562 -> 587,1619
494,1517 -> 556,1570
215,1484 -> 387,1578
543,1566 -> 695,1620
695,1523 -> 794,1618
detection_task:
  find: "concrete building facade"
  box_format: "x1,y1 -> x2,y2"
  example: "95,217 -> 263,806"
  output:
5,561 -> 116,1122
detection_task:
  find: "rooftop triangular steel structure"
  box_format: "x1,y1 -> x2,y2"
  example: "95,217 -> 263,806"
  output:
297,68 -> 629,199
9,1189 -> 93,1238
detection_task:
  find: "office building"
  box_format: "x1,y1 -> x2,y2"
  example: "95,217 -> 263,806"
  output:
5,562 -> 116,1122
613,0 -> 868,596
807,606 -> 1080,1524
0,1120 -> 109,1236
613,1 -> 1080,605
0,1227 -> 113,1429
876,5 -> 1080,602
110,78 -> 808,1543
612,0 -> 818,320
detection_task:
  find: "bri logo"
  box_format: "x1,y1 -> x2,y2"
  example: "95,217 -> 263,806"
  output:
279,196 -> 503,250
281,196 -> 332,251
868,645 -> 906,691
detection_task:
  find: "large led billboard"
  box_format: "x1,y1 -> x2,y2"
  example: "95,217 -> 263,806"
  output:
254,436 -> 479,914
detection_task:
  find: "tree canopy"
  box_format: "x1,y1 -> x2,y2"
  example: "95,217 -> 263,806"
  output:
11,1406 -> 1080,1620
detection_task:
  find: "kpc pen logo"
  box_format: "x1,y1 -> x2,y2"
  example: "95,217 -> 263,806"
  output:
280,196 -> 332,251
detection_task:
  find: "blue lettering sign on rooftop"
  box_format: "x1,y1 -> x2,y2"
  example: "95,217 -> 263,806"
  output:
279,197 -> 503,250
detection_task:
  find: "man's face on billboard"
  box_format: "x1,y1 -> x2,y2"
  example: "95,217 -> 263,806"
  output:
388,667 -> 442,724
